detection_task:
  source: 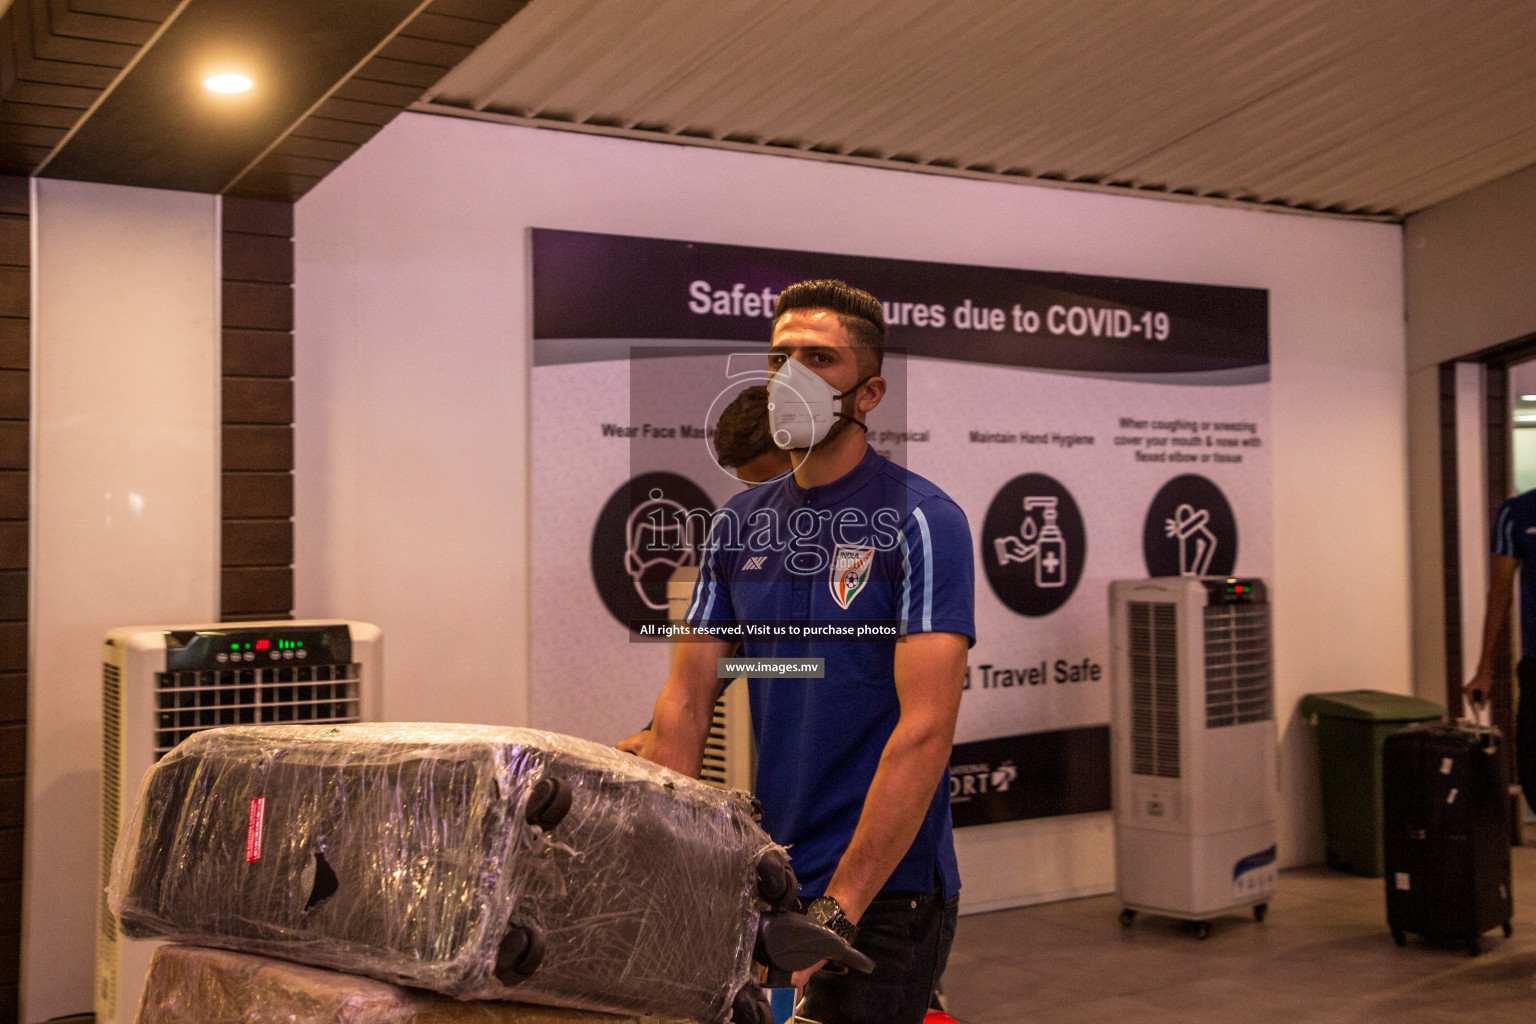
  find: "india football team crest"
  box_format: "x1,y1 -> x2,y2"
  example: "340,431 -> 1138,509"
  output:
830,545 -> 875,609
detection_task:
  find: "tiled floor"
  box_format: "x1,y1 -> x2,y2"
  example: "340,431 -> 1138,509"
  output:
942,834 -> 1536,1023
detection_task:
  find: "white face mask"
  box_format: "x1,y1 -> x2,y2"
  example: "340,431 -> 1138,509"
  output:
766,356 -> 871,450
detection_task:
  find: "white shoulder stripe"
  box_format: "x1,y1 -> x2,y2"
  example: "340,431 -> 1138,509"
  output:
897,531 -> 912,633
913,506 -> 935,632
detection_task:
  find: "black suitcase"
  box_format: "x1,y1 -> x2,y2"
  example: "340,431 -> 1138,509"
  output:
110,724 -> 793,1023
1382,721 -> 1514,954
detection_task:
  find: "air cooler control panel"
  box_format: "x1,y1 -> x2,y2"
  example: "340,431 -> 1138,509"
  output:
1202,577 -> 1266,606
164,625 -> 353,671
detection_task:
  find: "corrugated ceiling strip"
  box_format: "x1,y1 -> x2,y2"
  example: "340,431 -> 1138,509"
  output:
1392,123 -> 1536,213
1125,0 -> 1519,203
424,0 -> 1536,216
1265,13 -> 1536,208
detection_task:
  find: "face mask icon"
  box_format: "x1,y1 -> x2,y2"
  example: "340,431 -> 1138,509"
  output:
993,496 -> 1067,588
1163,503 -> 1216,576
766,356 -> 869,450
622,491 -> 697,610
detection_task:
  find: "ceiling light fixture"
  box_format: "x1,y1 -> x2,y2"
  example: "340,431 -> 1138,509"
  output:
205,74 -> 253,94
1522,394 -> 1536,401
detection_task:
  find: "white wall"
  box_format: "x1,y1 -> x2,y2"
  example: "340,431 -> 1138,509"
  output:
295,113 -> 1408,904
1405,163 -> 1536,371
25,180 -> 220,1022
1404,165 -> 1536,705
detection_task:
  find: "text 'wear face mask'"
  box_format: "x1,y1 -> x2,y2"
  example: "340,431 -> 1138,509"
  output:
766,355 -> 870,450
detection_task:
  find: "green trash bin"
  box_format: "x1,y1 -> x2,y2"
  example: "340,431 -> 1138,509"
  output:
1299,689 -> 1445,877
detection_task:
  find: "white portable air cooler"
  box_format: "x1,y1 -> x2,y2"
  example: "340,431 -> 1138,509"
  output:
96,620 -> 382,1024
1108,578 -> 1277,937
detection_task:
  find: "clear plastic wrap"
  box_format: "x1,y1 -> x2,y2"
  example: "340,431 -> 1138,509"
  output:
135,944 -> 640,1024
109,724 -> 782,1024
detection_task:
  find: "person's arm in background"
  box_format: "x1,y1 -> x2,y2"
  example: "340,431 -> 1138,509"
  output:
1465,552 -> 1518,705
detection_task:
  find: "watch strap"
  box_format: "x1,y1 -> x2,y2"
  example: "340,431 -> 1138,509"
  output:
806,895 -> 858,945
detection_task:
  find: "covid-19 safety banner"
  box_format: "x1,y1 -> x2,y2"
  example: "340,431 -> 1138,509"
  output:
531,228 -> 1270,827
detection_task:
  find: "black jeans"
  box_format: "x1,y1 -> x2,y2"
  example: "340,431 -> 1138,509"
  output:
799,890 -> 959,1024
1517,660 -> 1536,805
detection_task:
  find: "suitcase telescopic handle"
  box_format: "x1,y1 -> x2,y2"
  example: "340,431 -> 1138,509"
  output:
754,909 -> 875,985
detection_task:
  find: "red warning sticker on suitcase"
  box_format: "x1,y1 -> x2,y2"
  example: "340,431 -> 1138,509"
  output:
246,796 -> 266,863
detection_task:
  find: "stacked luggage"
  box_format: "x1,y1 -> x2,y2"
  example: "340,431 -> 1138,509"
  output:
111,723 -> 796,1024
1382,720 -> 1515,955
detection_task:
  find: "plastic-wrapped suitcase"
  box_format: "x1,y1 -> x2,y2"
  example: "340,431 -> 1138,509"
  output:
109,724 -> 793,1024
1382,720 -> 1514,955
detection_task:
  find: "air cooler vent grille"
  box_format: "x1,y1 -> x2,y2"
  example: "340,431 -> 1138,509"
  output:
1128,601 -> 1180,778
1204,604 -> 1272,728
100,662 -> 122,945
152,662 -> 362,759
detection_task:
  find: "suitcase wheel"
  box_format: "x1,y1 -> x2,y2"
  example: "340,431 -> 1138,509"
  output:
1391,929 -> 1406,947
1119,909 -> 1136,927
754,850 -> 798,910
1503,921 -> 1513,938
1253,903 -> 1267,923
492,922 -> 547,984
731,984 -> 772,1024
1194,922 -> 1211,941
525,776 -> 573,830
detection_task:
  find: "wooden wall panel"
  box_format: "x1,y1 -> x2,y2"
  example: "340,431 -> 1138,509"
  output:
0,0 -> 161,175
0,174 -> 23,1024
221,196 -> 293,621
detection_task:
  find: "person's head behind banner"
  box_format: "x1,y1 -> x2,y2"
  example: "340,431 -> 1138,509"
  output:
713,385 -> 792,485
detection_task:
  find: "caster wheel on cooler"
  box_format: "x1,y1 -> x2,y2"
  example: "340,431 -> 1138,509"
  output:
1391,929 -> 1407,947
1253,902 -> 1268,923
1503,921 -> 1514,938
1119,908 -> 1136,927
1194,922 -> 1211,941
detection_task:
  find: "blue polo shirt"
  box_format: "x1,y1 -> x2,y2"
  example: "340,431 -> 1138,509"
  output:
1493,490 -> 1536,658
685,446 -> 974,900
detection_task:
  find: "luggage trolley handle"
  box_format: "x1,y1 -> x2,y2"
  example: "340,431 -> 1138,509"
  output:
740,910 -> 875,1024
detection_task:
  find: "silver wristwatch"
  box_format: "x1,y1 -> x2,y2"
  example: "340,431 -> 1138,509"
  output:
805,895 -> 858,945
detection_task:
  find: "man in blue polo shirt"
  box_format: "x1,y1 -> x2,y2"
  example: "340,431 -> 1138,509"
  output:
1465,491 -> 1536,811
641,280 -> 974,1024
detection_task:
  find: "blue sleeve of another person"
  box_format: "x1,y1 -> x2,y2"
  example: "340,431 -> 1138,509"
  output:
1493,499 -> 1518,559
898,496 -> 976,645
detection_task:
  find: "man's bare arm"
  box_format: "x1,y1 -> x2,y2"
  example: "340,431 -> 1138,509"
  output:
1466,552 -> 1519,699
824,630 -> 967,922
640,633 -> 733,777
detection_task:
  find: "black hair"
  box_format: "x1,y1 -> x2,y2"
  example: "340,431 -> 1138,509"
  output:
713,386 -> 777,468
772,279 -> 885,374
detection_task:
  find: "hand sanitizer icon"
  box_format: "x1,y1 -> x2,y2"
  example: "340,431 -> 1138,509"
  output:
1026,497 -> 1067,588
